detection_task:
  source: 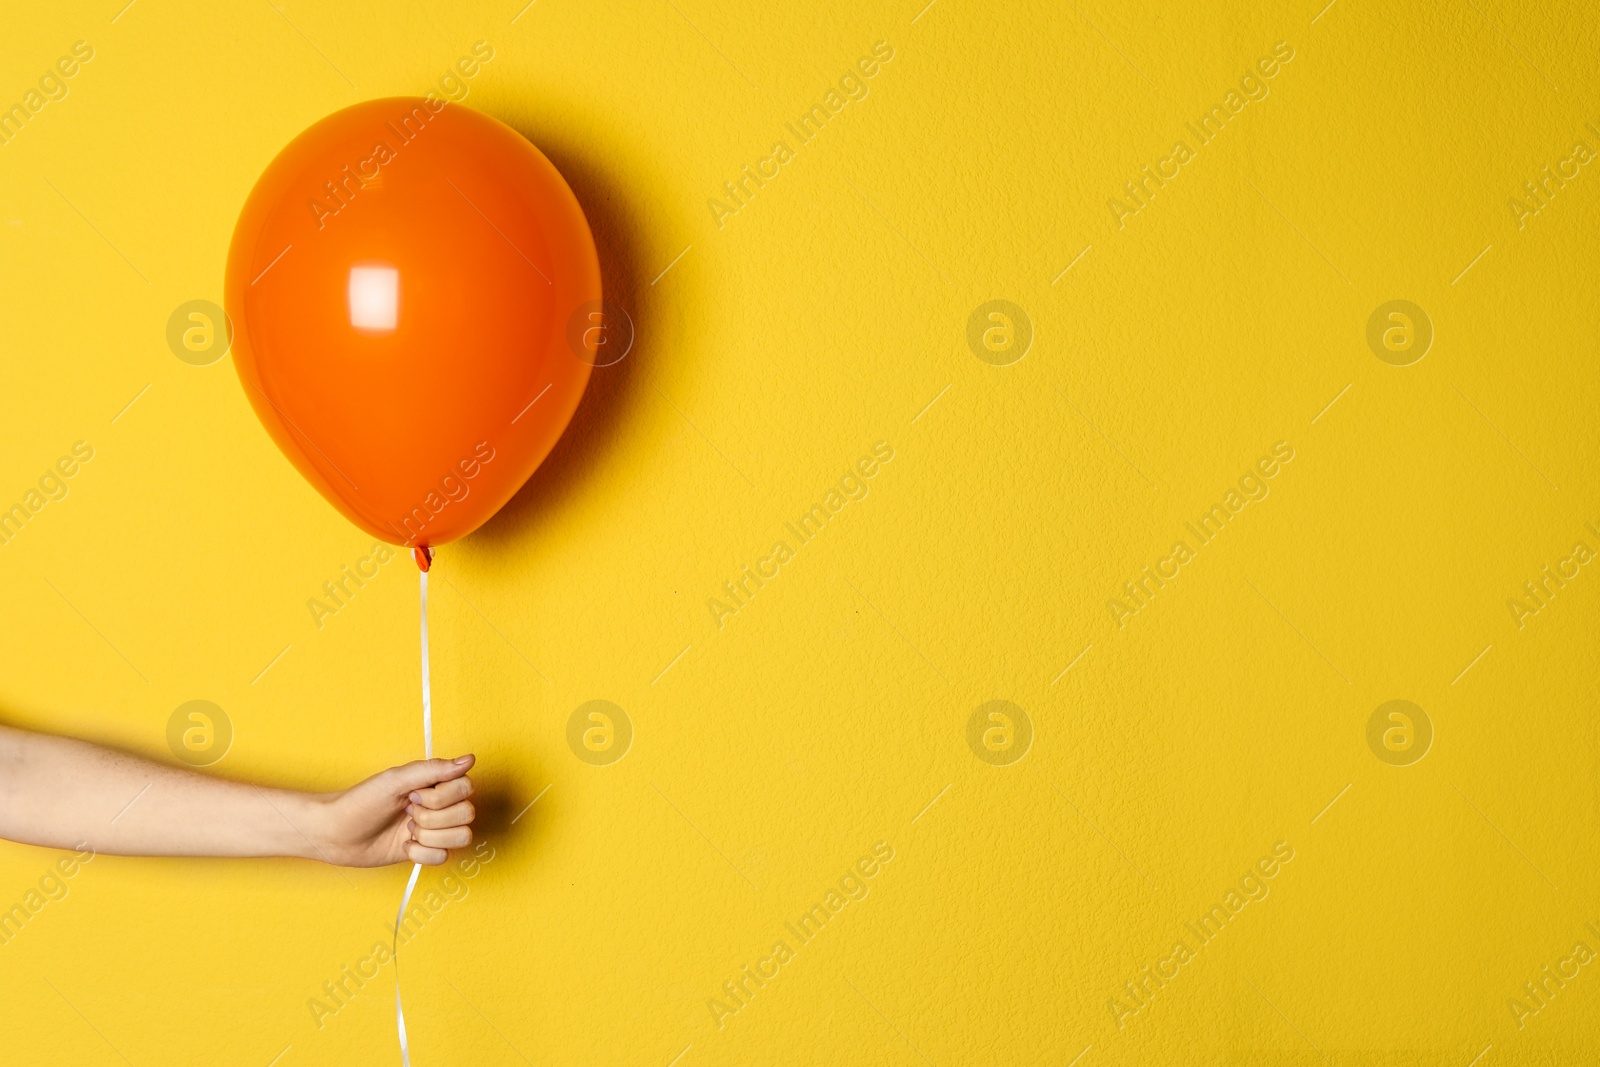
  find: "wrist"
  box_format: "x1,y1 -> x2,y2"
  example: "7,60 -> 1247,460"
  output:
272,789 -> 334,862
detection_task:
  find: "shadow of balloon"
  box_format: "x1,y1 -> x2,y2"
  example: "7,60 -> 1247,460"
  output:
466,122 -> 660,558
459,117 -> 667,858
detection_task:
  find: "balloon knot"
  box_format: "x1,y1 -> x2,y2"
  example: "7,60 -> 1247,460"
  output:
413,545 -> 433,572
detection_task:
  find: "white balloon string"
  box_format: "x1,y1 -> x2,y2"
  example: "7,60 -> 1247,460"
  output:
395,862 -> 421,1066
420,566 -> 433,759
395,563 -> 433,1066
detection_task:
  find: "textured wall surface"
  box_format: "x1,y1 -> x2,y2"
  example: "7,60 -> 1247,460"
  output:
0,1 -> 1596,1064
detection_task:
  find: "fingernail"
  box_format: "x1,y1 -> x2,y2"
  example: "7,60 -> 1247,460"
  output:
409,792 -> 421,803
454,755 -> 474,765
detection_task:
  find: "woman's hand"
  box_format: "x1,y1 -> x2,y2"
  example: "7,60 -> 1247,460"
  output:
313,754 -> 477,867
0,723 -> 479,867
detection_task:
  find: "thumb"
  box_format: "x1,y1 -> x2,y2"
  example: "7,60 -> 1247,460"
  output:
385,755 -> 474,794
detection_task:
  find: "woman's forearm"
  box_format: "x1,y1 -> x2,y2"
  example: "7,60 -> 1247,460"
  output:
0,720 -> 476,868
0,724 -> 321,859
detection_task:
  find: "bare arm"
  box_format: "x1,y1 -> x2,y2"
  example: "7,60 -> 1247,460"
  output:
0,724 -> 476,867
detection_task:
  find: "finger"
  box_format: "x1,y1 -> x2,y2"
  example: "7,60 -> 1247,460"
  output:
410,800 -> 474,829
404,840 -> 448,866
409,775 -> 473,810
387,755 -> 474,794
414,826 -> 473,849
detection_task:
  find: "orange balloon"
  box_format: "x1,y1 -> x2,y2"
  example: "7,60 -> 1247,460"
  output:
225,97 -> 600,553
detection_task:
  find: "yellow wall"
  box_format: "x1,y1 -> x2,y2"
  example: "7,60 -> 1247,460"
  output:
0,1 -> 1596,1063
